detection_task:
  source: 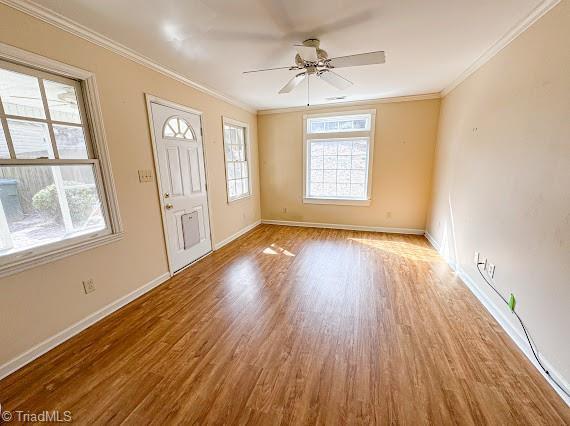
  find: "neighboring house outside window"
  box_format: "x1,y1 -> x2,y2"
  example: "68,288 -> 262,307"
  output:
0,49 -> 121,277
303,110 -> 376,206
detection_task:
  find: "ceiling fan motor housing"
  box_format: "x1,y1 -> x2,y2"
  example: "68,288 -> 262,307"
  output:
295,38 -> 328,67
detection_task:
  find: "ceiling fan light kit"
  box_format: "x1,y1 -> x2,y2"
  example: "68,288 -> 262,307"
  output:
244,38 -> 386,105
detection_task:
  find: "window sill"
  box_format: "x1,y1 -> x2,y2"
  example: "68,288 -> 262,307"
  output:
303,198 -> 371,206
227,194 -> 252,204
0,231 -> 123,279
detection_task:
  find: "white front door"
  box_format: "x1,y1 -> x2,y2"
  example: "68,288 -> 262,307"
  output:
150,102 -> 212,273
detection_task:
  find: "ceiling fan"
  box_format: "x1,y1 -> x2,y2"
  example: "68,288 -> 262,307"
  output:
243,39 -> 385,102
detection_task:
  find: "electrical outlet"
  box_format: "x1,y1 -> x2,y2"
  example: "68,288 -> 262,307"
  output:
488,263 -> 496,278
473,252 -> 480,264
83,279 -> 96,294
282,207 -> 287,213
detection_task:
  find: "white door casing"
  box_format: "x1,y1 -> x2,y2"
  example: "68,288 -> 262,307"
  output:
149,100 -> 212,273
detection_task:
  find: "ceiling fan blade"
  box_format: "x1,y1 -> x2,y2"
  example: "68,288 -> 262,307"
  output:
294,45 -> 318,62
243,66 -> 297,74
279,73 -> 306,94
328,51 -> 385,68
208,30 -> 283,42
317,71 -> 353,90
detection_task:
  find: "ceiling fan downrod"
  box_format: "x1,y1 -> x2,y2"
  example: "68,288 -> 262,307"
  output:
307,73 -> 310,107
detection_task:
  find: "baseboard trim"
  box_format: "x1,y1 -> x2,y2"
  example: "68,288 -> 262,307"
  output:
213,220 -> 261,250
424,231 -> 441,251
424,231 -> 458,270
0,271 -> 171,381
262,219 -> 424,235
425,232 -> 570,406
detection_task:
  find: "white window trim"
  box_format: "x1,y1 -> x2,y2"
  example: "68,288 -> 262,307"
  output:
303,109 -> 376,206
222,116 -> 252,204
0,42 -> 123,278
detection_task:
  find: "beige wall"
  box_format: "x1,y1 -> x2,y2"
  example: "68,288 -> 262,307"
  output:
0,4 -> 260,366
427,1 -> 570,381
258,99 -> 440,229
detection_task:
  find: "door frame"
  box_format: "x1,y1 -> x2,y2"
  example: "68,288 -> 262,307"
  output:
145,94 -> 215,276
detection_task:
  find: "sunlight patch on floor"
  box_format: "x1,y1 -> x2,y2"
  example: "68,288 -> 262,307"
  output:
348,238 -> 442,262
262,243 -> 295,256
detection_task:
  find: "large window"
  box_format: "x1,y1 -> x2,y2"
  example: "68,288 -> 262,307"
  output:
222,117 -> 251,202
0,52 -> 121,277
304,110 -> 376,205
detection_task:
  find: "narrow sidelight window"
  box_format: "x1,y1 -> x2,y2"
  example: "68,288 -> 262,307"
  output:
222,117 -> 251,202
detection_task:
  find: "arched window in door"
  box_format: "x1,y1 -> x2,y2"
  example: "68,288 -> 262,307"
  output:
163,116 -> 195,140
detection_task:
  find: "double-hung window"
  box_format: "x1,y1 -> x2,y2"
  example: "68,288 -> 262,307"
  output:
0,52 -> 121,277
304,110 -> 376,205
222,117 -> 251,202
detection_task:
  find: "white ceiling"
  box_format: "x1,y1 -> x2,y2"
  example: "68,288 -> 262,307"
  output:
30,0 -> 543,110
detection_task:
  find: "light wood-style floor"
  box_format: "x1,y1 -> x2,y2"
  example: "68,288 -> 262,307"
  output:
1,225 -> 568,425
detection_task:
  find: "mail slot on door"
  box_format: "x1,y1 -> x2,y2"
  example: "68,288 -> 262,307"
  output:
181,211 -> 200,249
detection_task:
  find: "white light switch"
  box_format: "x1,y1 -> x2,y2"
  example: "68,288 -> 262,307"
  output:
138,169 -> 153,183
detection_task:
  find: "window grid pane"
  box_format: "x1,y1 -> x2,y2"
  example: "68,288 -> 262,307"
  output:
307,138 -> 369,200
223,123 -> 250,201
0,68 -> 45,119
307,114 -> 371,134
43,79 -> 82,124
7,119 -> 53,159
53,124 -> 88,159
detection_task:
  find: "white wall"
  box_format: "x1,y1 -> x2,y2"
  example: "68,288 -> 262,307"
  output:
427,0 -> 570,384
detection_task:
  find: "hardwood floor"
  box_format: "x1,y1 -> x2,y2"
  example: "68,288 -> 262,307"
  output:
0,225 -> 568,425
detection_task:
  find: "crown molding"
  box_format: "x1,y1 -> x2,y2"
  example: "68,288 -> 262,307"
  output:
257,92 -> 441,115
441,0 -> 561,97
0,0 -> 257,113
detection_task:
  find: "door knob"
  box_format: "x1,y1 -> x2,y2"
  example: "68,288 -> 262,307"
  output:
165,203 -> 173,210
